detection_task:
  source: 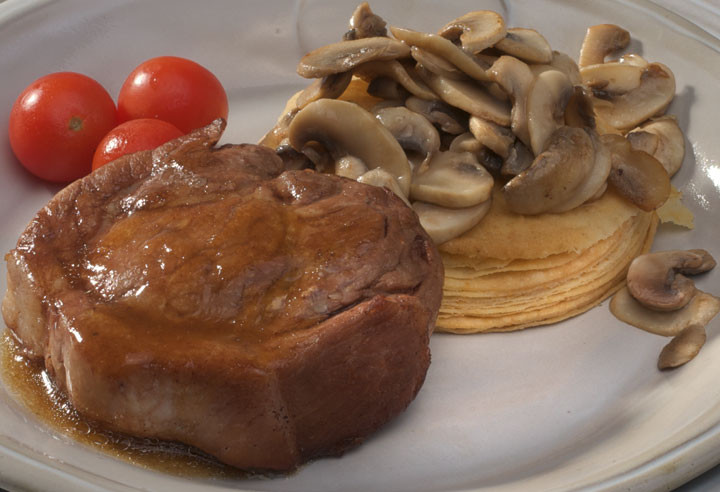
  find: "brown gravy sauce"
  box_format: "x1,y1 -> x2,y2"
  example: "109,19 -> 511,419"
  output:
0,331 -> 249,480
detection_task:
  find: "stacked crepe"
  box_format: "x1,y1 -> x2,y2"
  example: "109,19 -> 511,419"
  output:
437,186 -> 657,333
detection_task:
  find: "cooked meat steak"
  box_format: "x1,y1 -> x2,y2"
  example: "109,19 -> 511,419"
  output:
2,119 -> 443,471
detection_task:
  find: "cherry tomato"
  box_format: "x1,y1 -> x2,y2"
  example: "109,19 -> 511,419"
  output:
117,56 -> 228,134
9,72 -> 117,183
91,118 -> 184,171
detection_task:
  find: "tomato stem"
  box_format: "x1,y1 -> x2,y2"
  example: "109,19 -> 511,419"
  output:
68,116 -> 84,132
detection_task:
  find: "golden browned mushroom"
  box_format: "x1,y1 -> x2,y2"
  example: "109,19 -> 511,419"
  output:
658,324 -> 706,370
298,37 -> 411,78
626,250 -> 716,311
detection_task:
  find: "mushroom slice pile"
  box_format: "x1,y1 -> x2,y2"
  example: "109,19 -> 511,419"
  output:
601,133 -> 670,211
297,37 -> 411,78
610,249 -> 719,369
288,99 -> 412,195
526,69 -> 573,155
410,151 -> 493,208
411,46 -> 466,80
438,10 -> 507,54
627,116 -> 685,176
389,26 -> 490,81
468,116 -> 514,159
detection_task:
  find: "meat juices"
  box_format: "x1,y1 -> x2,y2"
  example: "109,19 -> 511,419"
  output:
2,120 -> 443,471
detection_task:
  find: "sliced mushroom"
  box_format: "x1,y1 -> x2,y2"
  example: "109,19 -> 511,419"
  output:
526,69 -> 573,155
501,139 -> 534,176
413,199 -> 492,244
581,62 -> 643,94
549,51 -> 582,85
374,106 -> 440,169
343,2 -> 387,40
389,26 -> 490,81
297,37 -> 411,78
335,155 -> 368,179
468,116 -> 514,158
610,286 -> 720,337
565,86 -> 596,129
503,126 -> 594,215
438,11 -> 506,54
288,99 -> 411,195
405,96 -> 468,134
411,151 -> 493,208
296,71 -> 354,109
601,133 -> 670,211
411,46 -> 466,80
627,116 -> 685,176
658,324 -> 706,370
419,70 -> 511,126
300,141 -> 334,173
495,28 -> 553,64
549,130 -> 611,213
578,24 -> 631,68
626,249 -> 716,312
592,63 -> 676,131
616,53 -> 649,68
367,77 -> 410,100
354,60 -> 437,100
448,133 -> 503,173
357,168 -> 411,205
487,56 -> 535,146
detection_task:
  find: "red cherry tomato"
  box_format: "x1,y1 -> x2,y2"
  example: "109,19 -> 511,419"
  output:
92,119 -> 184,171
117,56 -> 228,134
9,72 -> 117,183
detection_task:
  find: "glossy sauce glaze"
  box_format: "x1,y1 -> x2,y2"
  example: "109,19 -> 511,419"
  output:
0,331 -> 247,479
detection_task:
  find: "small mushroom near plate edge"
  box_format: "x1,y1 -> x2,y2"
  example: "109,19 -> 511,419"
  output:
468,116 -> 514,159
343,1 -> 387,40
438,10 -> 507,54
658,324 -> 707,370
405,96 -> 468,135
487,55 -> 535,146
390,26 -> 490,82
526,69 -> 573,155
288,98 -> 412,195
357,168 -> 411,206
495,28 -> 553,64
354,60 -> 437,100
297,37 -> 411,78
419,70 -> 511,126
626,249 -> 716,312
592,62 -> 676,132
627,116 -> 685,177
601,133 -> 670,211
503,126 -> 595,215
578,24 -> 631,68
610,287 -> 720,337
413,198 -> 492,245
410,151 -> 494,208
374,106 -> 441,170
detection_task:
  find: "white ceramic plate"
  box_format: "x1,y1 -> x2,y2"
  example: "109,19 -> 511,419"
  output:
1,0 -> 720,490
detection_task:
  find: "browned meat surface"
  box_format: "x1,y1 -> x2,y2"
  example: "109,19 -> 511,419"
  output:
2,120 -> 443,471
